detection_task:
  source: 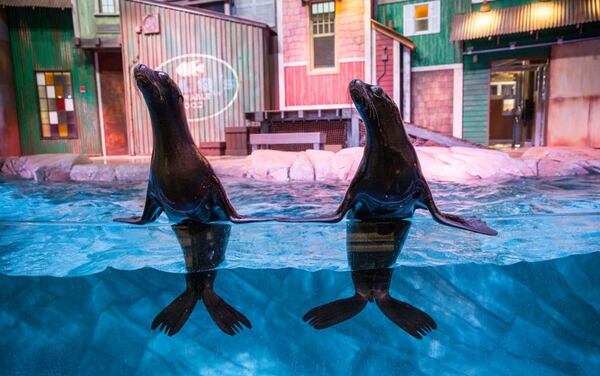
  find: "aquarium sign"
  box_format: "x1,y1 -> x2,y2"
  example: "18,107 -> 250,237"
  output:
156,54 -> 239,122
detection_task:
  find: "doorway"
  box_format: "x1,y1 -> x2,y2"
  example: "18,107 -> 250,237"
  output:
96,51 -> 128,155
489,59 -> 549,147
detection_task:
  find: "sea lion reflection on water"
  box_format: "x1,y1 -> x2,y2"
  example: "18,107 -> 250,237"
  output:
114,64 -> 270,225
152,223 -> 251,336
283,79 -> 497,236
303,220 -> 437,339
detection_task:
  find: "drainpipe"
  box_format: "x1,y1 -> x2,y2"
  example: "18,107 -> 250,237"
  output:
71,0 -> 81,38
94,52 -> 108,158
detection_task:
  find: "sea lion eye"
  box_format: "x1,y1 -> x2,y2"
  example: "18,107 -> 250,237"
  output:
370,86 -> 383,96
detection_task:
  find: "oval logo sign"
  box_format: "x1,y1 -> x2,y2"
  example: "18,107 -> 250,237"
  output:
157,54 -> 239,122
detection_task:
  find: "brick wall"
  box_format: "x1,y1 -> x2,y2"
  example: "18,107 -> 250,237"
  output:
412,69 -> 453,135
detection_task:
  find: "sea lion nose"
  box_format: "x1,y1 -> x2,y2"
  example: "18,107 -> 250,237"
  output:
349,79 -> 364,89
134,64 -> 150,77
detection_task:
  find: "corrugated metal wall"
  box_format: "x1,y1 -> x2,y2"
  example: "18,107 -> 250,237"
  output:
7,7 -> 101,155
121,0 -> 272,155
462,68 -> 489,144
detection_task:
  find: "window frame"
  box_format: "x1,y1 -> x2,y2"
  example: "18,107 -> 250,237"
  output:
96,0 -> 119,16
308,0 -> 338,75
403,1 -> 440,37
35,70 -> 79,141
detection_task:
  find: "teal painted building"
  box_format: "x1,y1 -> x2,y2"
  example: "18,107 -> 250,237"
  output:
376,0 -> 600,147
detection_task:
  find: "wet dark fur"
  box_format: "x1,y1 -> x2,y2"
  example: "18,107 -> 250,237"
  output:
113,64 -> 268,225
283,79 -> 497,236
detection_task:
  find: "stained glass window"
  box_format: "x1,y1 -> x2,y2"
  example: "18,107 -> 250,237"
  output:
36,71 -> 78,140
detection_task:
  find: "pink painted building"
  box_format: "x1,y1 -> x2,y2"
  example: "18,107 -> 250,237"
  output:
275,0 -> 414,114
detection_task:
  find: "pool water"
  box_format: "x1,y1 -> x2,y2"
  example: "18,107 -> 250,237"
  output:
0,175 -> 599,374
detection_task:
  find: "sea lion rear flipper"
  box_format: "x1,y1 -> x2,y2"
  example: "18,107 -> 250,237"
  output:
302,294 -> 367,329
202,287 -> 251,335
151,289 -> 199,336
114,193 -> 163,225
375,295 -> 436,339
423,195 -> 497,236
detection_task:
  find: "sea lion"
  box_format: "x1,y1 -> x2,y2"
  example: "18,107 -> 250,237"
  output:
303,220 -> 437,339
114,64 -> 267,225
151,223 -> 251,336
284,79 -> 497,236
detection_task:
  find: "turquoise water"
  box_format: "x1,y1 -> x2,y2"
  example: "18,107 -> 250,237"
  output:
0,176 -> 599,374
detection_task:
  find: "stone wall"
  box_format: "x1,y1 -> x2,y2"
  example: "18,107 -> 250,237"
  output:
411,69 -> 453,135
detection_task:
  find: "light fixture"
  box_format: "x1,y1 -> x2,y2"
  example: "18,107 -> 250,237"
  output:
480,0 -> 491,12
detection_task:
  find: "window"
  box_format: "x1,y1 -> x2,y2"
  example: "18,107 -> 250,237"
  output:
36,71 -> 77,140
403,1 -> 440,36
310,1 -> 336,69
98,0 -> 117,14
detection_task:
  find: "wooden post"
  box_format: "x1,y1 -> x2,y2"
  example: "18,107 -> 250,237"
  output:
347,113 -> 360,147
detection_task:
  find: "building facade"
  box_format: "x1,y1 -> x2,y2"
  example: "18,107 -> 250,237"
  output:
1,1 -> 102,156
378,0 -> 600,148
3,0 -> 597,157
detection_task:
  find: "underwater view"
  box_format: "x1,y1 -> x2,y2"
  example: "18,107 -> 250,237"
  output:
1,175 -> 599,374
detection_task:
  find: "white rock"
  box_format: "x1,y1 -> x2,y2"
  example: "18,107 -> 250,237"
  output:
114,164 -> 150,182
332,147 -> 363,181
537,159 -> 588,177
289,153 -> 315,181
0,154 -> 91,181
305,149 -> 337,181
70,164 -> 117,182
247,150 -> 297,181
211,157 -> 250,179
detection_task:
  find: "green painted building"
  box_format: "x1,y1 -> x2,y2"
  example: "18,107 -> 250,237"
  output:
2,1 -> 102,155
376,0 -> 600,148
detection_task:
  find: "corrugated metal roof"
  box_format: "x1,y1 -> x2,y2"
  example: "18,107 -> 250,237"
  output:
0,0 -> 71,8
451,0 -> 600,41
130,0 -> 272,29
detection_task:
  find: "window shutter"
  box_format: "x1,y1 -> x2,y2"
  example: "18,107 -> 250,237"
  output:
403,4 -> 415,36
430,1 -> 441,34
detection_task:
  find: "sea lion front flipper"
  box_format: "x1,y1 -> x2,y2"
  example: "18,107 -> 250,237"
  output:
423,194 -> 497,236
302,294 -> 367,329
114,192 -> 163,225
375,294 -> 436,339
151,289 -> 199,336
201,287 -> 251,335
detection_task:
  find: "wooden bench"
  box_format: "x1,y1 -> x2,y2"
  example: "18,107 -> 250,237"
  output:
249,132 -> 327,151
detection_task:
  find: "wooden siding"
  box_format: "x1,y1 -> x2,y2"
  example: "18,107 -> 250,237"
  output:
547,39 -> 600,147
378,0 -> 469,67
0,9 -> 20,157
121,0 -> 272,155
7,7 -> 101,155
375,32 -> 394,95
75,0 -> 121,39
284,61 -> 364,107
462,68 -> 489,144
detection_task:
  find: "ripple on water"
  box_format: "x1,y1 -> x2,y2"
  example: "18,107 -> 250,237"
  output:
0,175 -> 599,276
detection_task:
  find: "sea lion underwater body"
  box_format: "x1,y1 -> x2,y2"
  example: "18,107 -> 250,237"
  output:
114,64 -> 267,225
287,79 -> 497,236
303,220 -> 437,338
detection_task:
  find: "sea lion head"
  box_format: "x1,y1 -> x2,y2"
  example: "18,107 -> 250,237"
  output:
134,64 -> 184,116
349,79 -> 403,146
